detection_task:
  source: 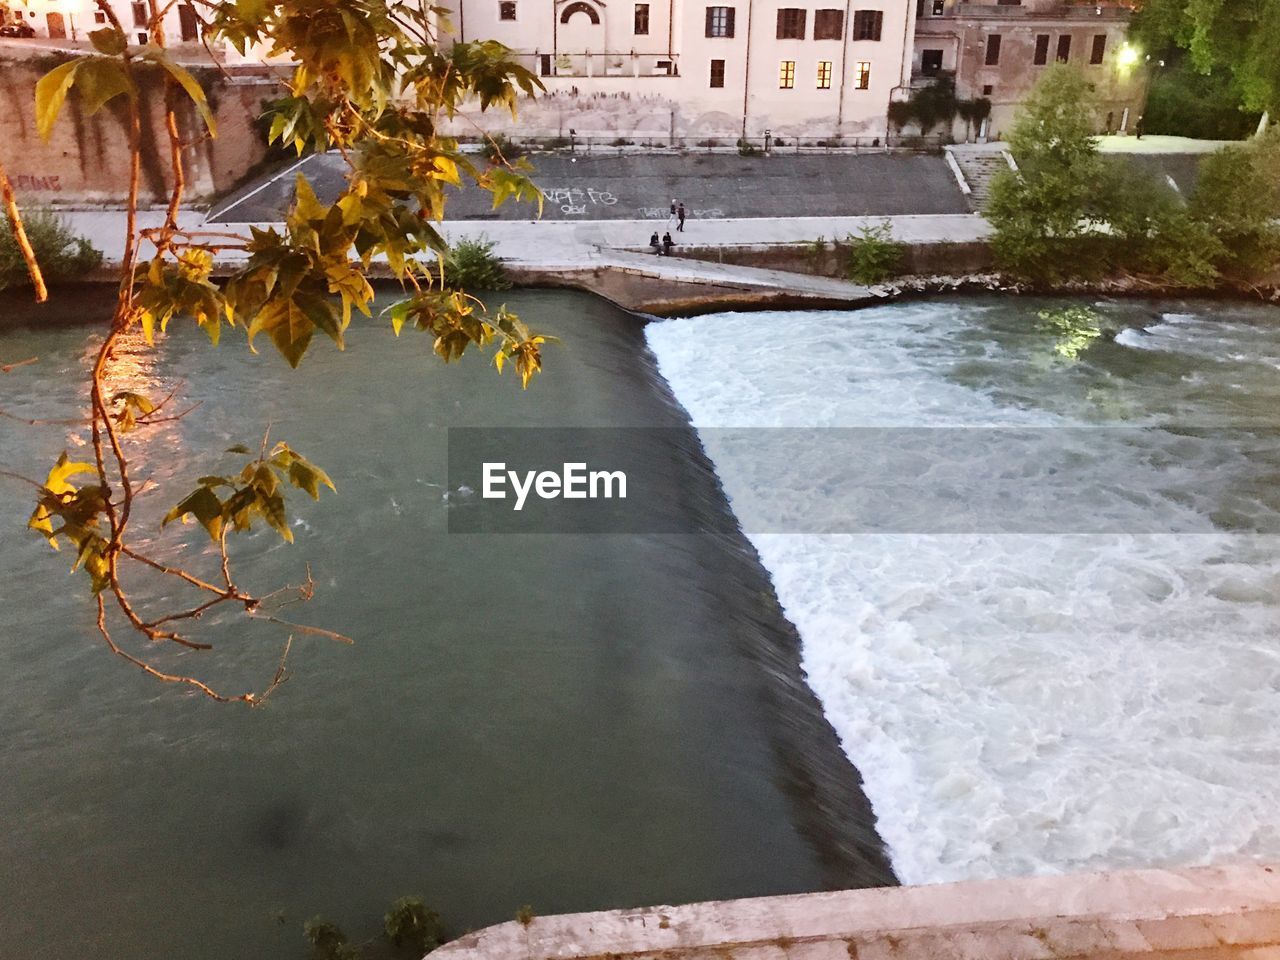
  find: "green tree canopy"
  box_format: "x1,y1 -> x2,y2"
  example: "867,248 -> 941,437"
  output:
1132,0 -> 1280,115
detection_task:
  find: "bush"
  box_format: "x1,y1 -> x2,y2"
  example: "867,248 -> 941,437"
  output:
1188,130 -> 1280,279
385,897 -> 444,955
736,138 -> 758,156
845,221 -> 904,284
483,134 -> 523,162
443,237 -> 511,290
303,917 -> 361,960
1,211 -> 102,292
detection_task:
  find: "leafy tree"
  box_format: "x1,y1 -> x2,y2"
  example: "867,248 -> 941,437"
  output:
443,236 -> 512,290
0,210 -> 101,292
1132,0 -> 1280,116
1186,129 -> 1280,277
985,66 -> 1107,282
1142,51 -> 1263,140
2,0 -> 549,703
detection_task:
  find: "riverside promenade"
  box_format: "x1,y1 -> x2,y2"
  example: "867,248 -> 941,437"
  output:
50,209 -> 992,314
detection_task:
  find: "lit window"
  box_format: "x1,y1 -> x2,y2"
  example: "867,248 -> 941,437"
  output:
817,60 -> 833,88
779,60 -> 796,88
852,10 -> 883,40
499,1 -> 516,19
814,9 -> 843,39
710,58 -> 725,87
854,60 -> 871,89
705,6 -> 735,37
635,3 -> 650,33
776,8 -> 806,39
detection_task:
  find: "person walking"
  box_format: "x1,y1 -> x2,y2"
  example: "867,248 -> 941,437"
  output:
662,231 -> 675,256
669,198 -> 677,216
677,202 -> 686,232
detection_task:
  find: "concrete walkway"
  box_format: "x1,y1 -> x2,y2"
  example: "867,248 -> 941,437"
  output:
429,864 -> 1280,960
50,208 -> 989,313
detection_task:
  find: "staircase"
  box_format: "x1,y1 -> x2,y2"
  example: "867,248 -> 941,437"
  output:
949,147 -> 1016,213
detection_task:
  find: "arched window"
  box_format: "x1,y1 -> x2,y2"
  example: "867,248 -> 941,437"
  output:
560,1 -> 601,24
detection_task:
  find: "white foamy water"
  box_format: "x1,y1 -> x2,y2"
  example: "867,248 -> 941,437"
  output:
645,299 -> 1280,885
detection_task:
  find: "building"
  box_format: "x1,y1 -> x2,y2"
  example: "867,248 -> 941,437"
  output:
4,0 -> 203,45
433,0 -> 917,141
911,0 -> 1144,140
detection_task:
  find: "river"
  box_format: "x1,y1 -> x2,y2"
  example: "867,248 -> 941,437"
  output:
0,287 -> 887,960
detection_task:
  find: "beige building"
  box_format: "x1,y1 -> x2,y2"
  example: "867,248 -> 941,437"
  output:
911,0 -> 1144,141
434,0 -> 917,140
2,0 -> 203,43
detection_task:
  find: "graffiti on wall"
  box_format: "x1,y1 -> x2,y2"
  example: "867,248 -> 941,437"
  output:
10,174 -> 62,191
639,206 -> 725,219
543,186 -> 618,215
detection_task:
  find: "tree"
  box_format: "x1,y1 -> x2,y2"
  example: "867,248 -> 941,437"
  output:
1131,0 -> 1280,116
985,65 -> 1107,282
2,0 -> 550,703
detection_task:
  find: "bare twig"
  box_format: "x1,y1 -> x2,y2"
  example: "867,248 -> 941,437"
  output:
0,157 -> 48,303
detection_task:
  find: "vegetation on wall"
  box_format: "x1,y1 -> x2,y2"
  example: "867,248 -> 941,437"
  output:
0,0 -> 550,704
844,222 -> 904,285
888,75 -> 991,140
986,65 -> 1280,287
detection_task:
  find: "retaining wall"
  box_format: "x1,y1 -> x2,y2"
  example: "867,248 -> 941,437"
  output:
428,864 -> 1280,960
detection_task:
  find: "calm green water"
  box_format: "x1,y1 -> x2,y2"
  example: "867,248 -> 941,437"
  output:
0,288 -> 889,960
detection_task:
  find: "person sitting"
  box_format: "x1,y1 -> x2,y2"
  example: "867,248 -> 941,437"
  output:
662,231 -> 675,256
650,231 -> 662,255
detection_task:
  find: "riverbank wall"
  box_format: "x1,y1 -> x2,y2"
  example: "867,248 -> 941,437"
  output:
428,864 -> 1280,960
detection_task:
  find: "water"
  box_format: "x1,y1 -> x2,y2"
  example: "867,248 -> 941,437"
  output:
0,288 -> 890,960
645,296 -> 1280,886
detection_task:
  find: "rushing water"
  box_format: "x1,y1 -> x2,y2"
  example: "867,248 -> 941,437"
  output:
645,296 -> 1280,887
0,288 -> 890,960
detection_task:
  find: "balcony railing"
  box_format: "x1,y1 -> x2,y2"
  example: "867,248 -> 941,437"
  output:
920,1 -> 1133,21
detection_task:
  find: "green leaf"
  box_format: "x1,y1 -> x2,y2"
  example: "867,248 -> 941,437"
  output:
35,58 -> 84,141
163,485 -> 225,541
88,27 -> 126,56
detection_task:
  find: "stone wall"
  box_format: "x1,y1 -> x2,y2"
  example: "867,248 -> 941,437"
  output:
428,864 -> 1280,960
0,58 -> 278,207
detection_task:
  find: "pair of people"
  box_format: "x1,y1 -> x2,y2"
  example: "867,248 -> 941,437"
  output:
668,199 -> 687,231
649,231 -> 676,256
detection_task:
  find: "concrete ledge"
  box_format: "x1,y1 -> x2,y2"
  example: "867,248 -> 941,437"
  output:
430,865 -> 1280,960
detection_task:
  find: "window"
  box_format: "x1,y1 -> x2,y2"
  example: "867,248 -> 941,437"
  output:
136,31 -> 147,43
131,2 -> 147,27
634,3 -> 650,33
920,49 -> 943,75
1090,33 -> 1106,64
982,83 -> 993,95
931,0 -> 944,14
705,6 -> 735,36
852,10 -> 883,40
1056,34 -> 1071,62
776,8 -> 806,38
996,0 -> 1020,5
540,53 -> 552,76
499,1 -> 516,20
817,60 -> 833,88
854,60 -> 871,89
984,34 -> 1001,65
93,9 -> 106,22
710,58 -> 725,87
1033,34 -> 1049,65
814,9 -> 844,39
779,60 -> 796,88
